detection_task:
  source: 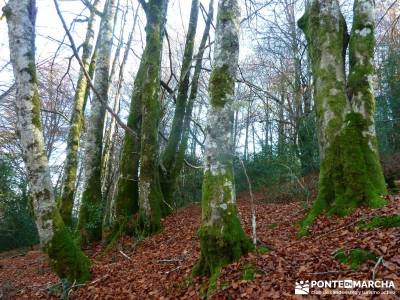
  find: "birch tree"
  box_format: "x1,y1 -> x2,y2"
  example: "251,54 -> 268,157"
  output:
298,0 -> 386,235
59,0 -> 101,227
3,0 -> 89,283
193,0 -> 253,283
77,0 -> 116,243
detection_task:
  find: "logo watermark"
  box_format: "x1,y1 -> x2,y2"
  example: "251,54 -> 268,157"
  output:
294,279 -> 396,295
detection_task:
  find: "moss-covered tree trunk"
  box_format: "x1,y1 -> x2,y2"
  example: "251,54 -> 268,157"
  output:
112,2 -> 168,237
59,0 -> 101,227
4,0 -> 90,284
77,0 -> 116,244
102,14 -> 138,239
298,0 -> 386,235
172,0 -> 214,185
159,0 -> 199,211
193,0 -> 253,281
137,0 -> 169,234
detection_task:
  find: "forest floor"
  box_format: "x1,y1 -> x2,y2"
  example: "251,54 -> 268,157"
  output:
0,193 -> 399,299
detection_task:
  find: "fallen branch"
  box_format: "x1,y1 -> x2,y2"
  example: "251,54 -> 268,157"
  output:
119,250 -> 132,261
307,270 -> 349,275
372,256 -> 384,281
315,216 -> 374,239
158,258 -> 181,264
165,266 -> 182,275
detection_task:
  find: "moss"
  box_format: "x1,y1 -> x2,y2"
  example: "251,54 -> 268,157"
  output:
299,113 -> 387,235
357,215 -> 400,230
46,212 -> 90,284
334,248 -> 377,271
268,223 -> 277,229
31,88 -> 42,129
242,264 -> 256,281
76,185 -> 103,244
257,245 -> 269,255
298,1 -> 387,235
193,169 -> 253,280
209,64 -> 235,107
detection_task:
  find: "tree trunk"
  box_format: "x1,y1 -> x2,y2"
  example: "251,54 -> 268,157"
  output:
59,0 -> 101,227
193,0 -> 252,283
77,0 -> 117,243
4,0 -> 90,283
170,0 -> 214,202
137,0 -> 169,234
298,0 -> 386,235
160,0 -> 199,212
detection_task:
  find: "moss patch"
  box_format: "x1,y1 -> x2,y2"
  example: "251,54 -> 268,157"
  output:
257,245 -> 269,255
242,264 -> 256,281
334,248 -> 377,271
357,215 -> 400,230
46,212 -> 90,284
209,64 -> 235,107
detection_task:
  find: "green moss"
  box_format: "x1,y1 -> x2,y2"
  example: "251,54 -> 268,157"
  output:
299,113 -> 387,235
209,64 -> 235,107
31,88 -> 42,129
46,212 -> 90,283
242,264 -> 256,281
334,248 -> 377,271
76,187 -> 103,244
268,223 -> 277,229
357,215 -> 400,230
257,245 -> 269,255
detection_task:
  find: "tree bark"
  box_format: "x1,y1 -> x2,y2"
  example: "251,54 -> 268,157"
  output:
136,0 -> 169,234
193,0 -> 252,283
59,0 -> 101,227
4,0 -> 90,283
77,0 -> 117,243
298,0 -> 386,235
171,0 -> 214,196
159,0 -> 199,212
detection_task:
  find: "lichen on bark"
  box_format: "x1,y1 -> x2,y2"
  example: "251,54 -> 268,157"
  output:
77,0 -> 117,244
136,0 -> 169,235
298,0 -> 386,235
193,0 -> 253,283
160,0 -> 199,212
59,0 -> 101,227
4,0 -> 89,284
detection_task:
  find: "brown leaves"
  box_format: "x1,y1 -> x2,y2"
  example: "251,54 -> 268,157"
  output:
1,198 -> 399,299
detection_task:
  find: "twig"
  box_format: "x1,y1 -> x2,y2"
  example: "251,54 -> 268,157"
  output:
158,258 -> 181,263
372,256 -> 384,281
53,0 -> 137,138
315,216 -> 374,239
240,159 -> 257,246
165,266 -> 181,275
307,270 -> 348,275
119,250 -> 132,261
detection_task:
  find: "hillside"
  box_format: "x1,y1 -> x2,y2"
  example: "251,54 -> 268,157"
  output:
1,194 -> 399,299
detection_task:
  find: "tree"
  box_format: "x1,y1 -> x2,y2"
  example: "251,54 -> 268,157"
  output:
298,0 -> 387,234
3,0 -> 89,283
137,0 -> 169,234
193,0 -> 253,284
159,0 -> 199,210
77,0 -> 117,243
59,0 -> 101,227
112,0 -> 169,237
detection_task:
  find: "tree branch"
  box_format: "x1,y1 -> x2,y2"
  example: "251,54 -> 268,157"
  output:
53,0 -> 137,138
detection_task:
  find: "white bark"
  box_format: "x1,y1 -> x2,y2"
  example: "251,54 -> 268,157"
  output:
4,0 -> 55,246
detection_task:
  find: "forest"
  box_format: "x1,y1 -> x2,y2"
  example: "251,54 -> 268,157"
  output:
0,0 -> 399,298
